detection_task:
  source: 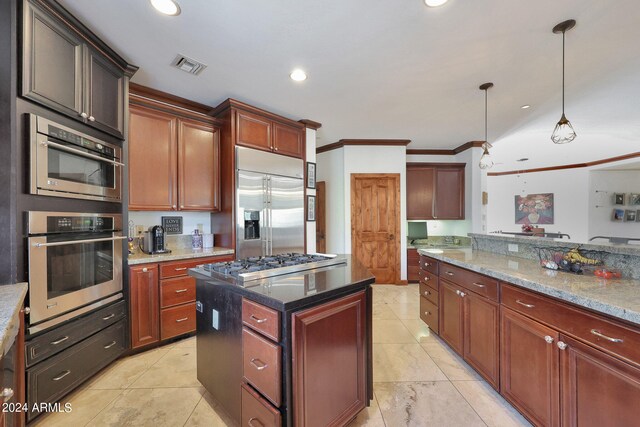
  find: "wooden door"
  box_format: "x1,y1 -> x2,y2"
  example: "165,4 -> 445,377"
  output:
129,105 -> 178,210
272,122 -> 303,158
406,166 -> 435,220
23,1 -> 84,119
178,119 -> 220,211
292,291 -> 367,427
434,167 -> 465,219
86,48 -> 125,137
560,335 -> 640,427
236,110 -> 272,152
350,174 -> 400,284
316,181 -> 326,253
439,280 -> 464,355
463,292 -> 499,389
130,265 -> 160,349
501,307 -> 560,427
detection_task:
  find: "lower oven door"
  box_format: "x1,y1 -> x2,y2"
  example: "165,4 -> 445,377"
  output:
28,232 -> 125,326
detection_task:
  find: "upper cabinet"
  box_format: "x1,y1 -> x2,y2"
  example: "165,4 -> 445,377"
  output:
21,0 -> 136,139
406,163 -> 465,220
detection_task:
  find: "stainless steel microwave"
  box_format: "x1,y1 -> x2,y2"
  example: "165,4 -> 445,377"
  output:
29,114 -> 123,202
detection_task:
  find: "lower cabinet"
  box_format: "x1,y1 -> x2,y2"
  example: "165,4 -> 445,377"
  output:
130,264 -> 160,349
407,249 -> 419,282
439,280 -> 464,354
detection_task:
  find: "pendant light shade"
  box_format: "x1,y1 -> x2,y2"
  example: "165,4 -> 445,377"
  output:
478,82 -> 494,170
551,19 -> 577,144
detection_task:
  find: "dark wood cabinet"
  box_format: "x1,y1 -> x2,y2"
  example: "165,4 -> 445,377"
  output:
406,163 -> 465,220
292,291 -> 367,427
407,248 -> 419,282
439,280 -> 464,354
464,291 -> 499,388
130,264 -> 160,349
86,49 -> 125,136
273,121 -> 304,158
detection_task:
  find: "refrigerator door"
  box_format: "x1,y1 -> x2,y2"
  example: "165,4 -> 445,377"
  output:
236,170 -> 268,259
267,174 -> 304,255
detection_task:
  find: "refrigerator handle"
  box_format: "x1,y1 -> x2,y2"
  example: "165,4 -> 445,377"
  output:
262,176 -> 268,255
267,176 -> 273,255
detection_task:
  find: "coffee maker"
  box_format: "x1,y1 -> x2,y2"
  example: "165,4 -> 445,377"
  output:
142,225 -> 171,254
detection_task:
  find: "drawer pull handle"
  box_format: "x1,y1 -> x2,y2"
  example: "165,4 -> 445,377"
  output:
174,267 -> 187,271
250,315 -> 268,324
544,335 -> 554,344
472,282 -> 486,288
175,289 -> 188,294
250,358 -> 268,371
423,291 -> 430,296
52,370 -> 71,381
102,313 -> 116,321
445,271 -> 454,276
175,317 -> 189,323
516,299 -> 535,308
50,336 -> 69,345
248,417 -> 265,427
104,341 -> 117,349
590,329 -> 624,343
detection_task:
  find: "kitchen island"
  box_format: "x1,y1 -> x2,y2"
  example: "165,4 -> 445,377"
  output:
189,255 -> 375,427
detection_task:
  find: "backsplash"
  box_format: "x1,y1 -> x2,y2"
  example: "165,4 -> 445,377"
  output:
408,235 -> 472,248
128,211 -> 211,235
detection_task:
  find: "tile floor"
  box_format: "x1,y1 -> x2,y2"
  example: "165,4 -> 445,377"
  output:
32,284 -> 531,427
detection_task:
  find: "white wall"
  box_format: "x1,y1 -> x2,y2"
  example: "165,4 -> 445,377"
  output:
316,148 -> 345,254
305,127 -> 317,253
588,170 -> 640,239
129,211 -> 211,235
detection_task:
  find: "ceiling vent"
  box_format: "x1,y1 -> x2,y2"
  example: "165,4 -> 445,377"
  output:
172,54 -> 207,75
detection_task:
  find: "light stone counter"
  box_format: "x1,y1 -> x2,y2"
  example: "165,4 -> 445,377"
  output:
0,283 -> 28,354
418,248 -> 640,325
128,247 -> 234,265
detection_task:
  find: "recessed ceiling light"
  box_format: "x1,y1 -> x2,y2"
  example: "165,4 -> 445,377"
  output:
150,0 -> 181,16
521,104 -> 531,109
290,69 -> 307,82
424,0 -> 449,7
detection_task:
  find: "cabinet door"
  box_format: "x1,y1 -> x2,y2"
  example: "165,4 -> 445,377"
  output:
273,122 -> 303,158
560,335 -> 640,427
407,249 -> 420,282
236,110 -> 272,152
406,167 -> 435,220
86,48 -> 125,138
130,265 -> 160,348
439,280 -> 464,355
129,105 -> 177,210
292,291 -> 367,427
501,307 -> 560,427
463,292 -> 499,389
434,167 -> 464,219
22,1 -> 84,118
178,119 -> 220,211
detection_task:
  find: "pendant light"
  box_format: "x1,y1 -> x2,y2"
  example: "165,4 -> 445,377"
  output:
551,19 -> 577,144
478,82 -> 494,170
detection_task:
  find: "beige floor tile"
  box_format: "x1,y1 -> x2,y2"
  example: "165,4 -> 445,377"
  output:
373,319 -> 417,344
89,387 -> 202,426
30,389 -> 121,427
184,392 -> 237,427
129,347 -> 200,388
86,347 -> 170,390
421,342 -> 483,381
386,302 -> 420,320
372,303 -> 398,320
173,335 -> 197,349
399,318 -> 440,344
373,343 -> 447,382
347,393 -> 386,427
375,381 -> 486,426
453,381 -> 532,427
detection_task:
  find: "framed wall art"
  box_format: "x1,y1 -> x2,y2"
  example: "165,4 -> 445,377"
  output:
612,209 -> 625,222
614,193 -> 626,205
306,162 -> 316,189
306,195 -> 316,221
515,193 -> 554,225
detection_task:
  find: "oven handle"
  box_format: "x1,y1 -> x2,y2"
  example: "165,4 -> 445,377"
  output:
32,236 -> 128,248
42,140 -> 124,167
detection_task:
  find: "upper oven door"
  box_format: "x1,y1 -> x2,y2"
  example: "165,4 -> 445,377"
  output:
27,232 -> 125,325
32,133 -> 123,201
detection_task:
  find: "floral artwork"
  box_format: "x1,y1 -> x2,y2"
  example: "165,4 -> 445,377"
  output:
515,193 -> 554,225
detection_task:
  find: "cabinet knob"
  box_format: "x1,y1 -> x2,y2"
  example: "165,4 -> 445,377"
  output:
459,291 -> 466,297
172,205 -> 177,209
1,388 -> 14,402
88,115 -> 95,122
142,267 -> 148,273
180,205 -> 184,209
274,147 -> 279,151
80,112 -> 88,119
557,341 -> 568,350
544,335 -> 554,344
424,311 -> 431,316
423,291 -> 430,296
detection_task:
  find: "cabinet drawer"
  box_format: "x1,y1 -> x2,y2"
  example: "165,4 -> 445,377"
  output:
420,296 -> 439,334
26,300 -> 126,367
160,303 -> 196,340
26,320 -> 126,419
418,269 -> 438,290
243,327 -> 281,406
242,298 -> 280,342
160,276 -> 196,308
502,284 -> 640,367
419,282 -> 439,306
440,263 -> 499,301
159,257 -> 225,279
420,256 -> 439,275
241,383 -> 281,427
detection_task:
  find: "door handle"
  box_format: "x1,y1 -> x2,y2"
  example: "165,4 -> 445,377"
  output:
250,358 -> 268,371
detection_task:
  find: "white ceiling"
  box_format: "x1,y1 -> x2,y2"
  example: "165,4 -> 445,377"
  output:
61,0 -> 640,171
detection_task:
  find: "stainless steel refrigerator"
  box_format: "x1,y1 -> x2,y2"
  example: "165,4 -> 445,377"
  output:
236,147 -> 305,258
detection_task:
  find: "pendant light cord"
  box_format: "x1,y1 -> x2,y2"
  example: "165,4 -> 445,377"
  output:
484,88 -> 488,143
562,30 -> 565,115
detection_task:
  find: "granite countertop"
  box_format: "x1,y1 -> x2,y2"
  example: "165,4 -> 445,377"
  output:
128,247 -> 235,265
418,248 -> 640,325
189,255 -> 375,311
0,283 -> 28,354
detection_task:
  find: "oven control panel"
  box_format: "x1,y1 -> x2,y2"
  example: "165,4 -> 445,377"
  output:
47,216 -> 114,233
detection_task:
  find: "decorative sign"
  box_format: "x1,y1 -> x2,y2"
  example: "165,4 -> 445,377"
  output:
162,216 -> 183,234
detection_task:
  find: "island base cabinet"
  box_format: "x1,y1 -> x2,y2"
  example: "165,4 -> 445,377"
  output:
463,292 -> 499,389
292,291 -> 367,427
439,280 -> 464,355
501,307 -> 560,427
560,335 -> 640,427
